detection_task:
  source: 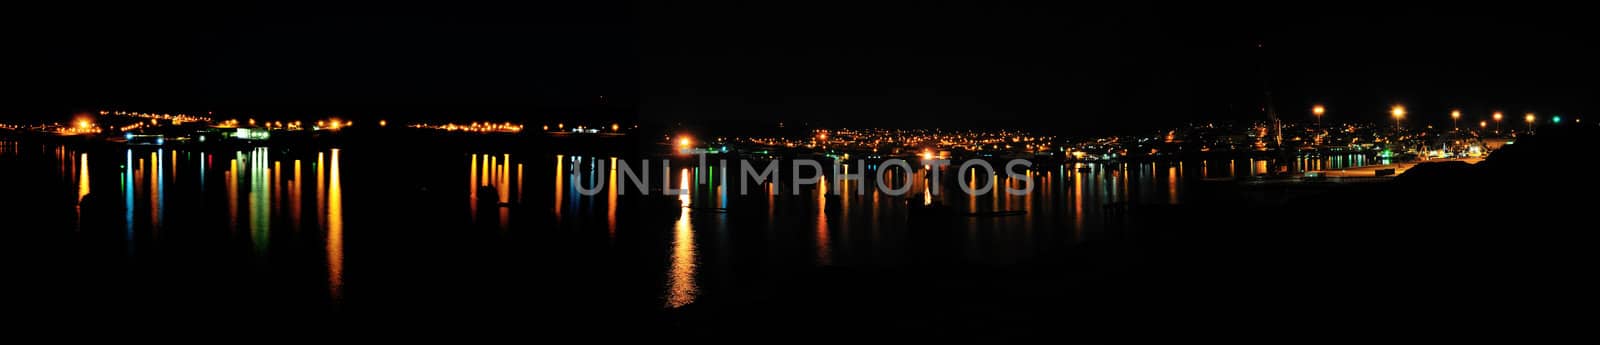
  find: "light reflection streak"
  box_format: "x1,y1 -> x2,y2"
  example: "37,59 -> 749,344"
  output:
607,157 -> 617,240
666,169 -> 697,308
124,150 -> 134,253
470,154 -> 478,223
76,153 -> 88,232
816,176 -> 831,266
327,149 -> 344,304
250,148 -> 270,255
1072,163 -> 1084,239
228,158 -> 238,234
554,155 -> 563,222
151,151 -> 162,235
1168,165 -> 1178,205
292,160 -> 302,232
317,152 -> 326,230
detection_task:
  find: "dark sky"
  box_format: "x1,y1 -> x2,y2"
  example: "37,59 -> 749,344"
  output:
7,1 -> 634,121
6,2 -> 1594,134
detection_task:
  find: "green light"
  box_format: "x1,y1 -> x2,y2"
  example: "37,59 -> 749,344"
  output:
1552,116 -> 1562,124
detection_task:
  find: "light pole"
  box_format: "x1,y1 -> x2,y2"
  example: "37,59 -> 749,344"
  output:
1492,111 -> 1503,134
1451,109 -> 1461,131
1391,105 -> 1406,131
1525,113 -> 1536,133
1312,104 -> 1325,127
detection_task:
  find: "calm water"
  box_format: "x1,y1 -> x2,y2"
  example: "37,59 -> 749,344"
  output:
1,139 -> 1383,314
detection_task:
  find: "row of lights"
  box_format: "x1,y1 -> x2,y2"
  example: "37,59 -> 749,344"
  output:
411,122 -> 524,133
541,123 -> 623,132
1313,104 -> 1564,131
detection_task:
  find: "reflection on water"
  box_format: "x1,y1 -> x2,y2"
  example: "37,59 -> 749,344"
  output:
76,153 -> 88,231
607,157 -> 617,240
667,168 -> 698,308
469,153 -> 520,230
327,149 -> 344,303
248,148 -> 270,254
7,141 -> 1403,313
553,155 -> 562,223
815,175 -> 831,266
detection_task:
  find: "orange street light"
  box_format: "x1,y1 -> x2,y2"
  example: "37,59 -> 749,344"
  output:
1391,105 -> 1406,130
1312,104 -> 1325,126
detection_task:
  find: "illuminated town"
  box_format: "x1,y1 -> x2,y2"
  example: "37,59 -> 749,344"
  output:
6,2 -> 1597,341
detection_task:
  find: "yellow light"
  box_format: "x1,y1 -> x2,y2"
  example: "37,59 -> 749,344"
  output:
1525,113 -> 1535,123
542,125 -> 549,131
1312,104 -> 1325,116
248,119 -> 256,126
611,123 -> 619,131
1479,121 -> 1487,128
558,123 -> 564,129
379,120 -> 388,127
678,136 -> 691,147
920,149 -> 934,161
1391,105 -> 1406,119
77,120 -> 91,129
1451,109 -> 1461,120
1493,112 -> 1503,121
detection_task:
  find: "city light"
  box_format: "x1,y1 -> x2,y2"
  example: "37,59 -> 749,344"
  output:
1312,104 -> 1325,126
409,122 -> 523,133
1392,105 -> 1406,130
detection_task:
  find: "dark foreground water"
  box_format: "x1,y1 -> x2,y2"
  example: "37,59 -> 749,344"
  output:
8,126 -> 1597,342
8,137 -> 1540,340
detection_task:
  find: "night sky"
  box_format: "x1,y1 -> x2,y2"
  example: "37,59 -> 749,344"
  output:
6,2 -> 1593,134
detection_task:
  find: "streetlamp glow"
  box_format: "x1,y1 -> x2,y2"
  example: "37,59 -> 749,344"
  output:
1451,109 -> 1461,130
1391,105 -> 1406,130
1493,111 -> 1504,133
1312,104 -> 1325,126
1525,113 -> 1536,132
